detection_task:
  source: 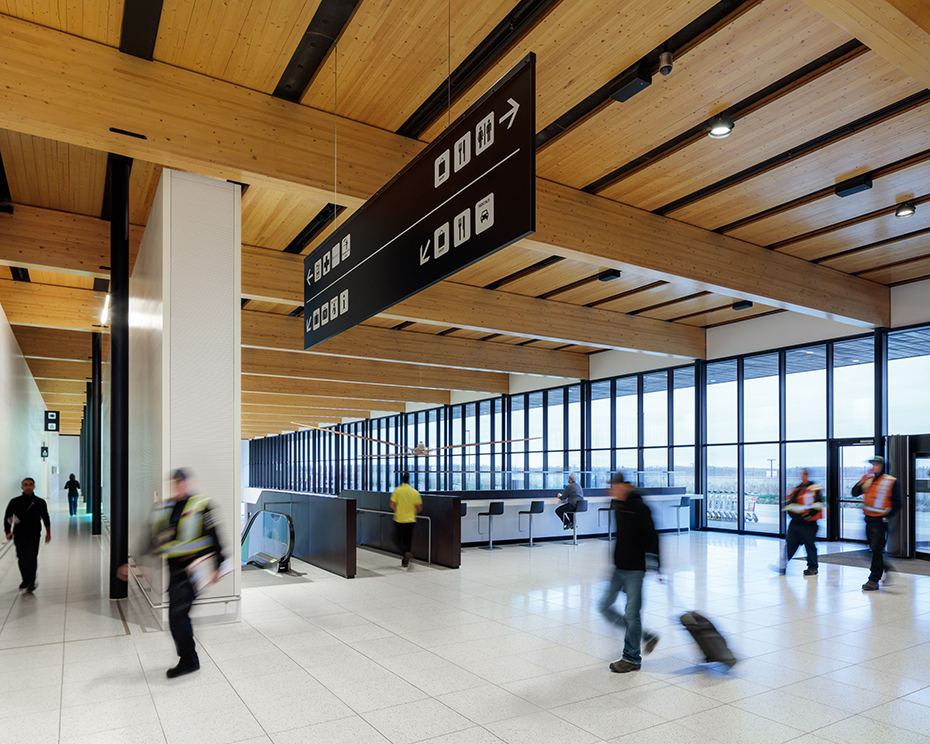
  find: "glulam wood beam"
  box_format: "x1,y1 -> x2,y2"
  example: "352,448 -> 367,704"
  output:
0,281 -> 106,331
242,311 -> 589,378
241,374 -> 450,405
381,282 -> 706,359
12,326 -> 109,362
802,0 -> 930,89
26,358 -> 91,381
242,392 -> 402,412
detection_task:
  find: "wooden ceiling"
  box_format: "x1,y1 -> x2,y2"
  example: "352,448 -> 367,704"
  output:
0,0 -> 926,437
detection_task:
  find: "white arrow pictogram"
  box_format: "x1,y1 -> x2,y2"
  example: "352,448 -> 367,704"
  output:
499,98 -> 519,129
419,240 -> 431,265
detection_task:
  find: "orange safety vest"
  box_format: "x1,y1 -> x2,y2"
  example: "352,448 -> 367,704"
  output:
861,474 -> 897,517
785,484 -> 824,521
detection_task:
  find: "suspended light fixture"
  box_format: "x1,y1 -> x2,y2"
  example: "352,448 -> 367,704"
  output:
101,294 -> 110,326
708,115 -> 734,139
895,202 -> 916,218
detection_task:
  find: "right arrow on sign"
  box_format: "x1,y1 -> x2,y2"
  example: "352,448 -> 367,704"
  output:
499,98 -> 519,129
419,240 -> 431,265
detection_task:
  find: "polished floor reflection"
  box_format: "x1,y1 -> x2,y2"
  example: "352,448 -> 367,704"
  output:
3,496 -> 930,743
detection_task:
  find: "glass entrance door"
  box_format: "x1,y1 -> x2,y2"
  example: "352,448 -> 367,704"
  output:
916,455 -> 930,556
835,442 -> 874,541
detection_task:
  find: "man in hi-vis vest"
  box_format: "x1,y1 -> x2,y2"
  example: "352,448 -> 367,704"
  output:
852,455 -> 900,592
779,469 -> 824,577
152,469 -> 226,677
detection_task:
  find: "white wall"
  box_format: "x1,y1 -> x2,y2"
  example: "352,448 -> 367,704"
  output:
0,301 -> 54,502
891,278 -> 930,328
589,350 -> 690,380
509,374 -> 580,394
128,169 -> 241,625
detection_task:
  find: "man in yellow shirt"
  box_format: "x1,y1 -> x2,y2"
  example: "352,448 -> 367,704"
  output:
390,473 -> 422,569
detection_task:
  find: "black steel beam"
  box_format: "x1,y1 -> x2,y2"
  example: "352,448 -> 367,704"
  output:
92,332 -> 102,536
274,0 -> 362,102
119,0 -> 165,61
283,203 -> 345,254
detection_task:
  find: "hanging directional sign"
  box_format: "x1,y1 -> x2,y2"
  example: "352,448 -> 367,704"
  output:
303,54 -> 535,349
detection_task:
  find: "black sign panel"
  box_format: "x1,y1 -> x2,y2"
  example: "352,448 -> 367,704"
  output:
304,54 -> 535,349
44,410 -> 59,432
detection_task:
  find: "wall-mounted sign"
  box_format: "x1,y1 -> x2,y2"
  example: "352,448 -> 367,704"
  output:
304,54 -> 536,349
44,411 -> 59,432
40,446 -> 49,458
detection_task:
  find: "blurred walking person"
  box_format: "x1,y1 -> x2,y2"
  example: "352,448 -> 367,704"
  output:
779,469 -> 824,576
599,472 -> 660,673
4,477 -> 51,592
556,472 -> 584,530
151,469 -> 226,677
390,473 -> 422,569
65,473 -> 81,517
853,455 -> 900,591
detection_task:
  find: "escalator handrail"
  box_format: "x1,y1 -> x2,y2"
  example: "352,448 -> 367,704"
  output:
241,508 -> 296,568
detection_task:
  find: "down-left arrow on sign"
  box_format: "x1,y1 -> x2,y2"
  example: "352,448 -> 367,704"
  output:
419,240 -> 431,265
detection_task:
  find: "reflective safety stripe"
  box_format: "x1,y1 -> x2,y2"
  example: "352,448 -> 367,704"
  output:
862,476 -> 895,516
152,494 -> 212,557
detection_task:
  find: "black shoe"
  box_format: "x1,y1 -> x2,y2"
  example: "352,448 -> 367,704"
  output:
803,569 -> 818,576
19,581 -> 28,589
166,659 -> 200,678
609,659 -> 641,673
643,635 -> 660,656
26,583 -> 36,592
862,581 -> 880,592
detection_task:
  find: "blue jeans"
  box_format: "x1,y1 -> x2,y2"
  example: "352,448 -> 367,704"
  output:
598,568 -> 654,665
68,495 -> 78,516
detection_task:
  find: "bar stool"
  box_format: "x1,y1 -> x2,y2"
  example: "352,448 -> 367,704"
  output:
597,504 -> 613,541
670,496 -> 691,534
477,501 -> 504,550
518,500 -> 544,547
569,500 -> 588,546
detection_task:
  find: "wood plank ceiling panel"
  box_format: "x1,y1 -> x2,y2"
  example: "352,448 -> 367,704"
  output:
495,259 -> 601,297
537,0 -> 850,190
677,303 -> 780,327
302,0 -> 516,131
725,156 -> 930,245
154,0 -> 324,93
27,270 -> 96,290
594,283 -> 694,314
666,101 -> 930,229
245,300 -> 299,315
0,131 -> 107,216
447,244 -> 550,287
240,185 -> 331,252
820,232 -> 930,275
602,52 -> 923,211
858,256 -> 930,285
419,0 -> 720,143
129,160 -> 165,227
549,273 -> 654,305
360,317 -> 402,329
638,292 -> 729,321
0,0 -> 123,45
777,209 -> 930,261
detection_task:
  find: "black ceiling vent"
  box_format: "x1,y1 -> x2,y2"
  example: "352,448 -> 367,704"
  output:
835,173 -> 873,198
283,203 -> 346,254
608,60 -> 652,103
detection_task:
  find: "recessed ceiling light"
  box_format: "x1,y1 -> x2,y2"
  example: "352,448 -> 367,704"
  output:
895,202 -> 916,218
805,351 -> 813,354
732,300 -> 753,311
708,115 -> 734,139
598,268 -> 622,282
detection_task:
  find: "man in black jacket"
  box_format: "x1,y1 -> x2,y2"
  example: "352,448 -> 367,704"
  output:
598,472 -> 660,673
4,477 -> 51,592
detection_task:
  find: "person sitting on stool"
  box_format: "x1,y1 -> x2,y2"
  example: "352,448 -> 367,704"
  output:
556,473 -> 584,530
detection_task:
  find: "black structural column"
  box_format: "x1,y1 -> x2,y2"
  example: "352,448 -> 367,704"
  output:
109,156 -> 131,599
85,382 -> 93,518
874,327 -> 888,458
92,332 -> 103,535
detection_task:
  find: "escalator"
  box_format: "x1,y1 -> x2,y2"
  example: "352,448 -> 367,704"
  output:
241,509 -> 295,572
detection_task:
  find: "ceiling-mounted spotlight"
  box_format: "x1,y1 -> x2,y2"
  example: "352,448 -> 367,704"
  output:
895,202 -> 916,218
708,115 -> 735,139
658,50 -> 674,77
598,268 -> 622,282
732,300 -> 753,311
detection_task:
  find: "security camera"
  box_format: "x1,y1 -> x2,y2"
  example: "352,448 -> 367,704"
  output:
658,51 -> 673,77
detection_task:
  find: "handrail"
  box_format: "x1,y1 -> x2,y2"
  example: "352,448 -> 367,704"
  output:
241,508 -> 296,571
356,508 -> 432,565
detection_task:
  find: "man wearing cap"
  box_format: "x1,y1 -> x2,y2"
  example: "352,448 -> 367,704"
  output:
151,469 -> 226,677
852,455 -> 900,591
599,472 -> 660,673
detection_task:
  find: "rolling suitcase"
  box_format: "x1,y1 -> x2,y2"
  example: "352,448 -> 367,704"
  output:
680,611 -> 737,668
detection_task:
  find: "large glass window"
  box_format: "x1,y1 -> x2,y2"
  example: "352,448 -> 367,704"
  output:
833,336 -> 874,438
706,361 -> 737,444
615,377 -> 638,448
743,443 -> 779,534
743,354 -> 779,442
786,441 -> 827,538
706,445 -> 738,530
889,327 -> 930,435
786,346 -> 826,440
590,381 -> 611,449
673,367 -> 695,446
643,372 -> 668,446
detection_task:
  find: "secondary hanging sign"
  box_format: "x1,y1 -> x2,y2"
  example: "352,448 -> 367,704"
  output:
303,53 -> 535,349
